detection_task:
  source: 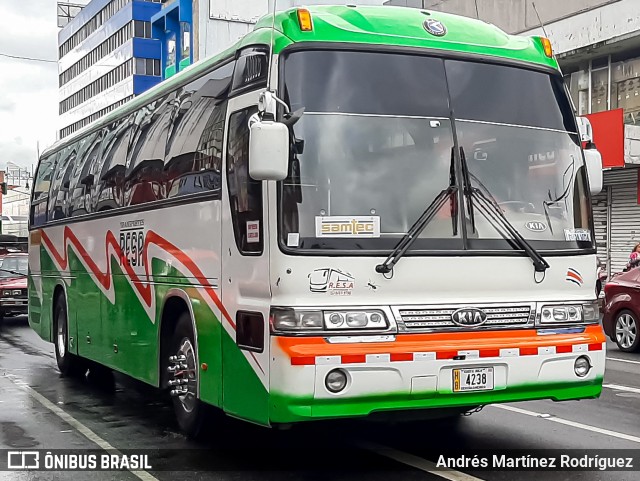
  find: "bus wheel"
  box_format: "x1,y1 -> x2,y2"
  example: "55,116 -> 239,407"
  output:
168,313 -> 206,438
54,294 -> 85,376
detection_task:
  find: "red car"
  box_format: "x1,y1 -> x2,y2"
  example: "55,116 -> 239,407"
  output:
602,267 -> 640,352
0,253 -> 28,323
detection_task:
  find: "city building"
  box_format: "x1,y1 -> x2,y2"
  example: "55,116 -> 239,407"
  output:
56,1 -> 390,139
387,0 -> 640,276
57,0 -> 163,139
151,1 -> 387,80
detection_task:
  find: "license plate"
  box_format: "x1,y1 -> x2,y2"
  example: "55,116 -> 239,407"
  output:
453,367 -> 494,392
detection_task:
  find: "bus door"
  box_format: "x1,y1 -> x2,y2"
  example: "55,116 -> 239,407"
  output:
221,90 -> 270,424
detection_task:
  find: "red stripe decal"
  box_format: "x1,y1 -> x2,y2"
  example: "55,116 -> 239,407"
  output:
390,352 -> 413,362
556,345 -> 572,354
436,350 -> 458,360
291,356 -> 315,366
342,354 -> 367,364
588,343 -> 603,351
479,349 -> 500,358
519,347 -> 538,356
566,271 -> 582,282
40,227 -> 236,330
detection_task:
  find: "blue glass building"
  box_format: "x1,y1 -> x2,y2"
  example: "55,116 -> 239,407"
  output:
58,0 -> 163,138
151,0 -> 193,79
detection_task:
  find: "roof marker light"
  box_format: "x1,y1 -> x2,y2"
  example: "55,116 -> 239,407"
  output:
297,8 -> 313,32
540,37 -> 553,58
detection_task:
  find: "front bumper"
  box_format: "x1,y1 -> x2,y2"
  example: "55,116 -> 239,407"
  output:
0,298 -> 28,316
269,324 -> 605,423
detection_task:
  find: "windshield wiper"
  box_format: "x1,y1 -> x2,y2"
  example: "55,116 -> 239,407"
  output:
459,147 -> 476,234
375,148 -> 458,275
460,148 -> 550,274
0,268 -> 25,277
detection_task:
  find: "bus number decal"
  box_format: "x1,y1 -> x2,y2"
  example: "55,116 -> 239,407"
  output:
119,220 -> 145,268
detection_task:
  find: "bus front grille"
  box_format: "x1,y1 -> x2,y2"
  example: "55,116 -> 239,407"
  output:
395,305 -> 533,331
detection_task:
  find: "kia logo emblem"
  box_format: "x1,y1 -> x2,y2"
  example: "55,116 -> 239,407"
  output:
423,19 -> 447,37
525,221 -> 547,232
451,308 -> 488,327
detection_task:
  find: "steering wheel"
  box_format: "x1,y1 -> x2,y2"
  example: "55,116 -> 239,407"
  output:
497,201 -> 537,213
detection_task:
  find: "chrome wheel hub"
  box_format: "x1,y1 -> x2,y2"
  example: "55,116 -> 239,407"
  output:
57,320 -> 66,358
615,314 -> 637,349
167,338 -> 197,412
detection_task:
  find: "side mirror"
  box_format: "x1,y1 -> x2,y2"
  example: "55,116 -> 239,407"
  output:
577,116 -> 593,143
249,120 -> 289,181
584,147 -> 603,195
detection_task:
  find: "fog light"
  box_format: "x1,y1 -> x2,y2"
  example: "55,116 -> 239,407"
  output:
574,356 -> 591,377
325,369 -> 348,393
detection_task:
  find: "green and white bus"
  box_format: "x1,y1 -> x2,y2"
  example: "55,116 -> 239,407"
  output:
29,5 -> 606,436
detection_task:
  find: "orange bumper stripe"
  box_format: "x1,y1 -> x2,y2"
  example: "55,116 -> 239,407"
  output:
277,325 -> 606,366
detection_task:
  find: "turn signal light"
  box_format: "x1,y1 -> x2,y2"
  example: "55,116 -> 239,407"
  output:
297,8 -> 313,31
540,37 -> 553,58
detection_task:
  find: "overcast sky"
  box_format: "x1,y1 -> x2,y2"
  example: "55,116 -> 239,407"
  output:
0,0 -> 392,174
0,0 -> 59,173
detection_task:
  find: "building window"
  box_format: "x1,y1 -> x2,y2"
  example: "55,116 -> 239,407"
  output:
591,66 -> 609,114
59,59 -> 134,114
135,58 -> 161,76
133,20 -> 153,39
181,22 -> 190,62
567,68 -> 590,117
59,23 -> 133,87
59,0 -> 130,58
59,96 -> 133,138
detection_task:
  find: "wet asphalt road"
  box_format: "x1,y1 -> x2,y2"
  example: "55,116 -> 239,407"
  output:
1,317 -> 640,481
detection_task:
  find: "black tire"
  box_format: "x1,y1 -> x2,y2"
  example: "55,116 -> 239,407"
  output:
169,312 -> 208,438
54,293 -> 86,376
613,309 -> 640,352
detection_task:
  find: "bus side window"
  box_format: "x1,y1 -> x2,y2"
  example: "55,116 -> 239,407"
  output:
95,116 -> 133,211
69,131 -> 102,217
124,94 -> 175,206
48,146 -> 76,222
227,107 -> 263,254
31,153 -> 57,228
164,63 -> 234,200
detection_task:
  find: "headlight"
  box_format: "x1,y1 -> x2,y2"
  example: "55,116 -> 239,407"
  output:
539,302 -> 599,325
326,310 -> 388,330
2,290 -> 12,297
270,308 -> 323,331
270,308 -> 390,334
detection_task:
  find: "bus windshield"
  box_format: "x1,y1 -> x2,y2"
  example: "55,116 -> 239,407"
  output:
279,50 -> 592,253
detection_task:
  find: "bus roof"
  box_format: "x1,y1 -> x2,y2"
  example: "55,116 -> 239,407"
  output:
258,5 -> 557,69
43,5 -> 557,158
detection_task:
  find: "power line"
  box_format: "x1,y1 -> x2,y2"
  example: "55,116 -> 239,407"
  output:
0,52 -> 57,64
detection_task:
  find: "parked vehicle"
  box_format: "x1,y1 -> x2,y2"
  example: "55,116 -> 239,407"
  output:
0,253 -> 28,323
1,214 -> 28,237
603,268 -> 640,351
596,256 -> 607,297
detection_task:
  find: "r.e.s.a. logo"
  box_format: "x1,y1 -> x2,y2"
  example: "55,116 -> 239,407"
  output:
119,219 -> 145,267
315,216 -> 380,238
